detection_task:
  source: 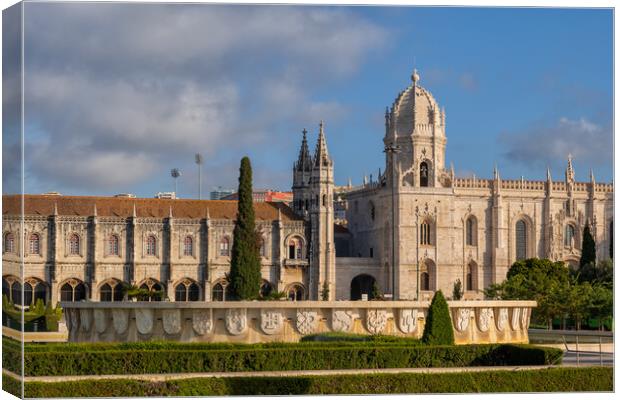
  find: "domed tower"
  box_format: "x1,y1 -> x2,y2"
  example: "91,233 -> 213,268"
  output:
384,68 -> 447,189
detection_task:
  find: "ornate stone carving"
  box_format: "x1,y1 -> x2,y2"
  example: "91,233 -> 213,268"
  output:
476,308 -> 493,332
94,309 -> 107,333
135,308 -> 154,335
511,308 -> 521,331
332,310 -> 354,332
226,308 -> 247,335
296,309 -> 319,335
192,309 -> 213,336
261,310 -> 283,335
455,308 -> 471,332
163,309 -> 182,335
79,308 -> 92,332
521,307 -> 529,329
112,309 -> 129,334
398,309 -> 417,334
495,308 -> 509,331
366,309 -> 387,334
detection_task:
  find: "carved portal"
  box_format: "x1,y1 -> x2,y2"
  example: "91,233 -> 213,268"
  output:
456,308 -> 471,332
111,309 -> 129,334
226,308 -> 247,335
296,309 -> 319,335
79,308 -> 92,332
366,309 -> 387,334
163,309 -> 182,335
477,308 -> 493,332
192,309 -> 213,336
135,308 -> 154,335
94,309 -> 107,333
261,310 -> 283,335
332,310 -> 354,332
495,308 -> 509,331
398,309 -> 417,334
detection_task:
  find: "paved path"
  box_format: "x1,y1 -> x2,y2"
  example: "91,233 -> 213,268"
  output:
4,364 -> 608,383
562,351 -> 614,366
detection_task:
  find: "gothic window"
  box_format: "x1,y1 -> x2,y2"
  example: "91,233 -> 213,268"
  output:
288,237 -> 303,259
108,235 -> 119,256
421,272 -> 430,291
24,282 -> 33,306
287,284 -> 305,301
420,162 -> 429,187
139,278 -> 164,301
60,279 -> 86,302
146,235 -> 157,256
69,234 -> 80,255
322,194 -> 327,207
183,236 -> 193,256
11,281 -> 22,305
212,283 -> 225,301
466,216 -> 476,246
516,220 -> 527,261
29,233 -> 40,255
100,280 -> 124,302
564,225 -> 575,247
370,202 -> 376,221
175,279 -> 200,301
23,278 -> 47,306
220,237 -> 230,256
466,263 -> 476,291
3,232 -> 14,254
420,220 -> 431,245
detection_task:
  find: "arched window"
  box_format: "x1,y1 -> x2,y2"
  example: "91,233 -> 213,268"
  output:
29,234 -> 40,255
260,281 -> 273,298
288,237 -> 303,259
515,220 -> 527,261
420,162 -> 429,187
139,278 -> 164,301
33,281 -> 46,304
564,225 -> 575,247
220,237 -> 230,257
421,272 -> 430,291
174,279 -> 200,301
287,284 -> 304,301
466,217 -> 476,246
2,277 -> 11,301
4,232 -> 15,254
420,220 -> 431,245
11,281 -> 22,305
24,282 -> 33,306
183,236 -> 193,256
322,194 -> 327,207
69,234 -> 80,255
466,263 -> 476,291
212,283 -> 225,301
60,279 -> 86,302
100,280 -> 124,302
108,235 -> 119,256
146,235 -> 157,256
370,202 -> 376,221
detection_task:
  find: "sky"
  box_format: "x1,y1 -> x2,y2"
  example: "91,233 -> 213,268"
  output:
2,4 -> 613,198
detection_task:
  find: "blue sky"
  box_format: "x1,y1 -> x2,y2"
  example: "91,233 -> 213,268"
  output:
3,4 -> 613,197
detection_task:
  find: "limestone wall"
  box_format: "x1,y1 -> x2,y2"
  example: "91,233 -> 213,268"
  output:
62,300 -> 535,345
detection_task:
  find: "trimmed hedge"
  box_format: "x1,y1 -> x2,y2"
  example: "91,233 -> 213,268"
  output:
4,367 -> 612,397
2,337 -> 562,377
422,290 -> 455,345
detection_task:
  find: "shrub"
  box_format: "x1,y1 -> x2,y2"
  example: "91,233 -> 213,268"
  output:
422,290 -> 455,345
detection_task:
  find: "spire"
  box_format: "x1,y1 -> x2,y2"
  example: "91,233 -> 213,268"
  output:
546,166 -> 552,182
313,120 -> 331,167
493,163 -> 500,180
411,68 -> 420,85
169,205 -> 173,218
565,153 -> 575,183
590,168 -> 595,184
132,202 -> 137,218
93,203 -> 98,217
347,177 -> 352,188
53,201 -> 58,216
296,128 -> 312,172
206,206 -> 210,219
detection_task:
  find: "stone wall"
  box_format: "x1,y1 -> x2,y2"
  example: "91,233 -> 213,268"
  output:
62,300 -> 535,345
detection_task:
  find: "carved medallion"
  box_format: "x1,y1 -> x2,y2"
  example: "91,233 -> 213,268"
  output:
135,308 -> 154,335
226,308 -> 247,335
261,310 -> 283,335
511,308 -> 521,331
296,309 -> 319,335
162,309 -> 182,335
398,309 -> 417,334
476,308 -> 493,332
495,308 -> 509,331
192,309 -> 213,336
332,310 -> 354,332
456,308 -> 471,332
112,309 -> 129,334
366,309 -> 387,334
94,309 -> 107,333
79,308 -> 92,332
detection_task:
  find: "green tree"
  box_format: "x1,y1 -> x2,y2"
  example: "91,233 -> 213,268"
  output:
579,225 -> 596,268
587,283 -> 613,330
421,290 -> 455,345
229,157 -> 262,300
370,281 -> 383,300
452,279 -> 463,300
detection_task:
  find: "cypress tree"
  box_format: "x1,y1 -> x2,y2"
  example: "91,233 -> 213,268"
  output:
229,157 -> 262,300
579,225 -> 596,268
422,290 -> 455,345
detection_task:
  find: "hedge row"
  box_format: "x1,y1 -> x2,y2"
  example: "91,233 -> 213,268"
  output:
3,367 -> 612,397
3,341 -> 563,377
